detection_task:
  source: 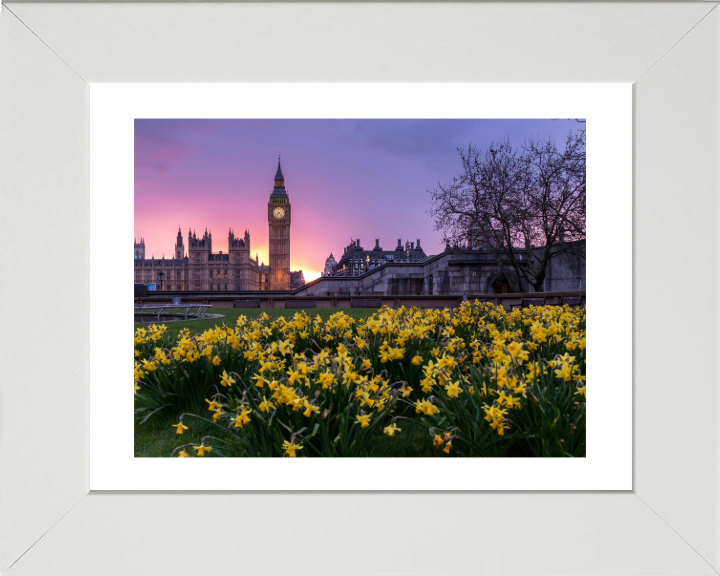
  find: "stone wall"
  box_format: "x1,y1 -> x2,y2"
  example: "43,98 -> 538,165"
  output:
295,244 -> 585,297
540,241 -> 586,292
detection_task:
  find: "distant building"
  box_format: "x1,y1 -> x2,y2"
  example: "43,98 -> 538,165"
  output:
294,240 -> 586,297
290,270 -> 306,289
258,263 -> 270,291
334,238 -> 427,276
465,227 -> 508,251
133,157 -> 302,291
134,238 -> 145,260
321,253 -> 337,277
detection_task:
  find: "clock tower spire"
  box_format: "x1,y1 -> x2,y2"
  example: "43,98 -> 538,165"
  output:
268,154 -> 291,290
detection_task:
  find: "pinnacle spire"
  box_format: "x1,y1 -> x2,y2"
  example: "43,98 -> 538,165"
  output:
275,153 -> 284,180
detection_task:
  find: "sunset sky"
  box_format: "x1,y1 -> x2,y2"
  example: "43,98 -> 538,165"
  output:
135,119 -> 579,282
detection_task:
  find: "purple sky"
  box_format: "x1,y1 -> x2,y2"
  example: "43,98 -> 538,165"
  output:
135,118 -> 580,280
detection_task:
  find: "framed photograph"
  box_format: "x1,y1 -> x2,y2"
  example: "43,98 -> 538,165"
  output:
95,83 -> 626,491
1,2 -> 718,575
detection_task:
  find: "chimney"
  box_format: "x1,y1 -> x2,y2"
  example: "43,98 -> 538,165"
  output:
397,239 -> 402,248
375,239 -> 380,249
411,241 -> 415,249
357,239 -> 361,248
416,239 -> 421,248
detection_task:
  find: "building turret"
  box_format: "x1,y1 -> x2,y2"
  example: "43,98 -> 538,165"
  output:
134,237 -> 145,260
322,252 -> 338,276
175,227 -> 184,259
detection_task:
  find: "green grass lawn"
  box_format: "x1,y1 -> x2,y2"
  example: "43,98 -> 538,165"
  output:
135,411 -> 440,458
135,307 -> 378,342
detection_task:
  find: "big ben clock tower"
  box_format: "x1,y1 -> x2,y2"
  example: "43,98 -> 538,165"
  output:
268,155 -> 291,290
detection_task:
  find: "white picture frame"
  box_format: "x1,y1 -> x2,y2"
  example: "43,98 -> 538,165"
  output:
1,2 -> 718,574
91,82 -> 630,492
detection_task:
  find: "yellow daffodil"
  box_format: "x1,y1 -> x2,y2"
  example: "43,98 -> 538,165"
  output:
383,423 -> 401,436
281,440 -> 303,457
172,422 -> 188,435
232,406 -> 253,428
302,399 -> 320,418
278,339 -> 293,355
355,414 -> 371,428
444,381 -> 463,399
259,396 -> 276,413
554,363 -> 573,381
319,371 -> 335,389
193,443 -> 212,457
220,370 -> 236,387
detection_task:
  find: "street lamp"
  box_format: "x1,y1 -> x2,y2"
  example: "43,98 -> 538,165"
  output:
157,270 -> 165,291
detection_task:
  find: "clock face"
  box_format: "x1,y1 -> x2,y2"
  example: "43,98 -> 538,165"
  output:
273,207 -> 285,219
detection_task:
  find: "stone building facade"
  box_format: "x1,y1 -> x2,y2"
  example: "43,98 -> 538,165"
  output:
133,158 -> 304,291
133,227 -> 261,291
290,271 -> 306,289
334,238 -> 427,276
295,241 -> 586,298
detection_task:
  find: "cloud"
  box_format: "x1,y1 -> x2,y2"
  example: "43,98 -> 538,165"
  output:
134,131 -> 192,174
351,120 -> 475,173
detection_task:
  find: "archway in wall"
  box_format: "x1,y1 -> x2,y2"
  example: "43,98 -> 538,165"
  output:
492,277 -> 510,294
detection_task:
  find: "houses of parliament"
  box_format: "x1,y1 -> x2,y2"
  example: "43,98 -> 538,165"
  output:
133,158 -> 304,291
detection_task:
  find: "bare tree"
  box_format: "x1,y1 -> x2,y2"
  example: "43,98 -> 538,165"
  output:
428,128 -> 586,292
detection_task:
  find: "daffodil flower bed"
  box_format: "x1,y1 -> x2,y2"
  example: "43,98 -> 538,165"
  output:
134,302 -> 586,457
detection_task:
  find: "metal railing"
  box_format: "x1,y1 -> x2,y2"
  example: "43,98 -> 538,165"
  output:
134,303 -> 213,321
